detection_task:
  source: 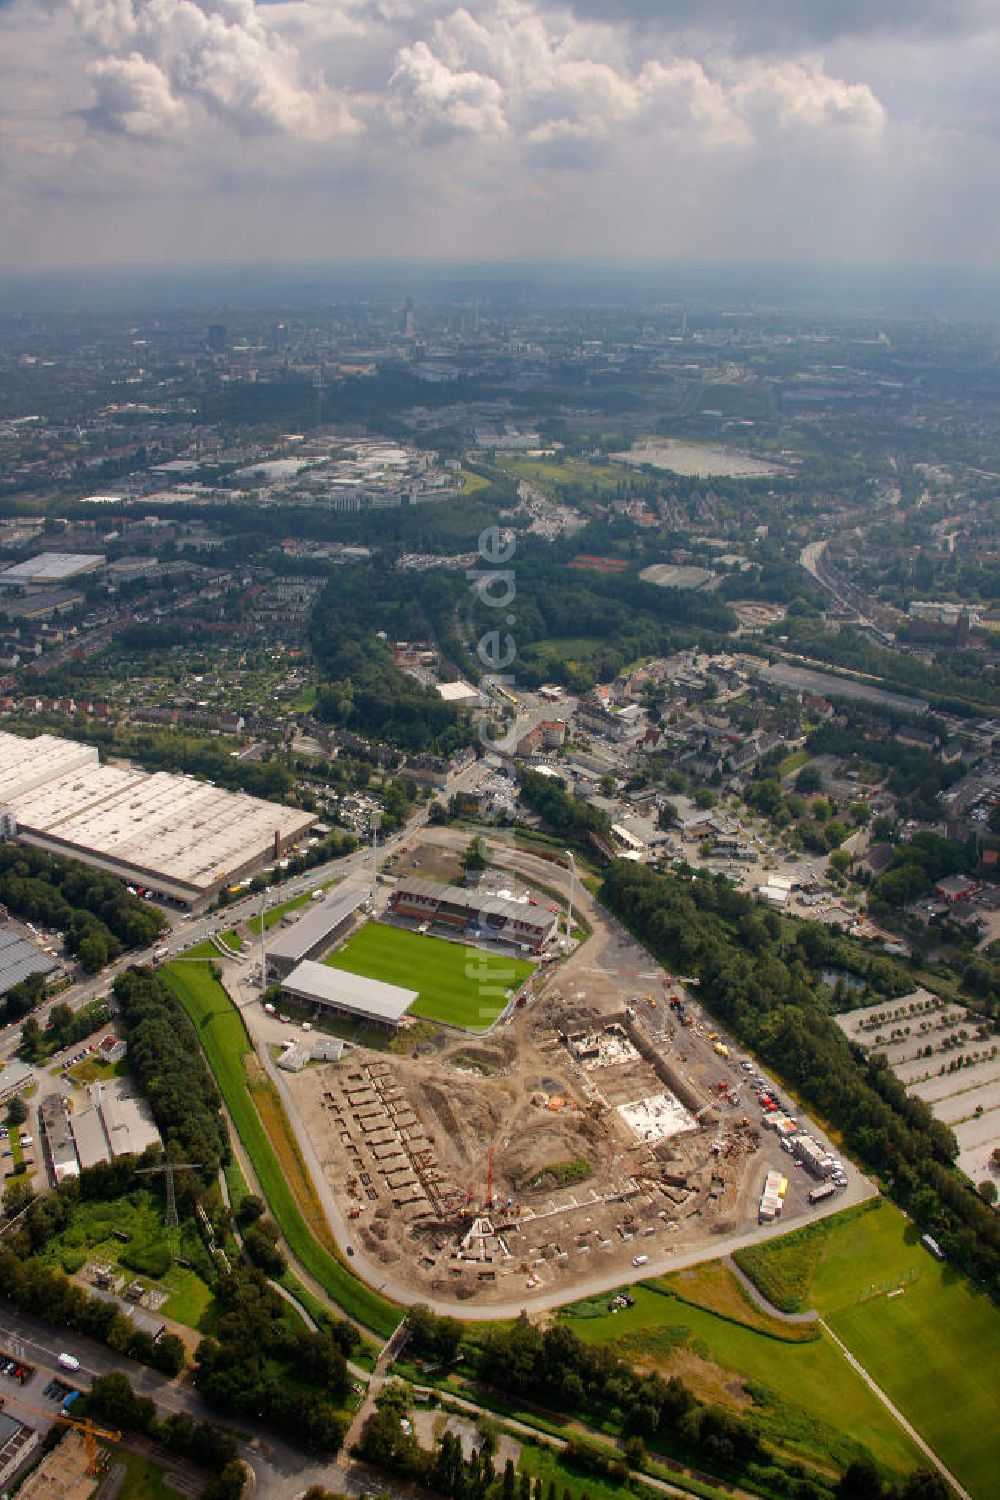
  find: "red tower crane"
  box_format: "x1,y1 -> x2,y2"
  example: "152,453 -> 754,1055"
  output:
484,1144 -> 495,1210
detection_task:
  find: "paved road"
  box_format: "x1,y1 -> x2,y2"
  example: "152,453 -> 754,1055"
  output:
0,1306 -> 341,1496
0,1306 -> 426,1499
818,1317 -> 972,1500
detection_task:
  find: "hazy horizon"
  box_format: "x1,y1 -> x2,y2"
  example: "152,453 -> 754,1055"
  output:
2,259 -> 999,321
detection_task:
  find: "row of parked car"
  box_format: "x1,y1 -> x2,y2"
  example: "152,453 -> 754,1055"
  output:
0,1355 -> 32,1385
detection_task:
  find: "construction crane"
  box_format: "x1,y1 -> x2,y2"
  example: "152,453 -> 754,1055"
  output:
7,1398 -> 121,1474
484,1144 -> 495,1211
134,1151 -> 201,1228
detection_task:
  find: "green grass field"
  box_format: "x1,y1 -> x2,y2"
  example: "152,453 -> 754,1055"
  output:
325,923 -> 535,1031
161,958 -> 398,1336
246,880 -> 338,935
567,1278 -> 921,1478
459,469 -> 491,495
496,455 -> 626,497
736,1201 -> 1000,1498
35,1191 -> 216,1333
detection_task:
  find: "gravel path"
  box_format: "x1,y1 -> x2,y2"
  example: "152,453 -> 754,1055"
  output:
723,1256 -> 819,1324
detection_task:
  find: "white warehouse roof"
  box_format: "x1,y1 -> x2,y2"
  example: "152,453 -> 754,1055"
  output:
0,731 -> 98,804
0,551 -> 104,583
282,959 -> 417,1026
0,731 -> 313,901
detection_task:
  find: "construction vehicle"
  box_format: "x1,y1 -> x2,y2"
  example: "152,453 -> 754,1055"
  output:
7,1397 -> 122,1475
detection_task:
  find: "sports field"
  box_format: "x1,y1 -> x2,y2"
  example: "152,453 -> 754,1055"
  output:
325,922 -> 535,1031
737,1201 -> 1000,1498
566,1277 -> 921,1478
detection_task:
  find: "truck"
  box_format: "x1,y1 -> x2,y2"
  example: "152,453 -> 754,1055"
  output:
632,1254 -> 649,1268
57,1352 -> 80,1372
713,1042 -> 729,1058
808,1182 -> 836,1205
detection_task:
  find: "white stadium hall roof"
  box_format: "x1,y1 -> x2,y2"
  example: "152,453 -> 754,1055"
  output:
266,884 -> 367,966
282,959 -> 418,1026
0,551 -> 105,583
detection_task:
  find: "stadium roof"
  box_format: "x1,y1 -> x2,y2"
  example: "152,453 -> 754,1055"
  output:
283,960 -> 417,1025
0,925 -> 58,996
266,883 -> 367,965
393,876 -> 553,932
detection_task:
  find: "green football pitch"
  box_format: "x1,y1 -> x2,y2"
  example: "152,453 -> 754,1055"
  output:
741,1200 -> 1000,1499
325,922 -> 536,1031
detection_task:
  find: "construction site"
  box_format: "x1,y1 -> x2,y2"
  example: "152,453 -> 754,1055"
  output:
286,960 -> 779,1303
269,828 -> 861,1305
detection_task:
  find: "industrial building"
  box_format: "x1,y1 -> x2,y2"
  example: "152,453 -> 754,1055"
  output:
0,1412 -> 37,1493
0,923 -> 59,997
46,1079 -> 162,1178
265,883 -> 368,979
389,877 -> 558,951
281,960 -> 417,1029
0,551 -> 104,585
39,1095 -> 80,1183
0,731 -> 97,804
0,730 -> 314,906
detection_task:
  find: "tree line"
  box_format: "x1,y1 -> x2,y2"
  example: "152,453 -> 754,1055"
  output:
113,967 -> 229,1195
0,843 -> 166,976
81,1370 -> 246,1500
600,862 -> 1000,1295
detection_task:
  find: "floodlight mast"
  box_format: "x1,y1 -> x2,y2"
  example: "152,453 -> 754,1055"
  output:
564,848 -> 575,942
370,810 -> 382,900
260,885 -> 268,989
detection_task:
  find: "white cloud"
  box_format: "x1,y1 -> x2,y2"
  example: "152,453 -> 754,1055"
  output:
1,0 -> 998,270
87,51 -> 187,136
385,3 -> 883,158
65,0 -> 359,140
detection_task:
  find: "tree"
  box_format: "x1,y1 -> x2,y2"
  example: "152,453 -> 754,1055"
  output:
796,765 -> 822,795
834,1454 -> 884,1499
78,930 -> 110,972
2,1176 -> 34,1217
896,1471 -> 949,1500
6,1095 -> 28,1126
978,1180 -> 997,1206
236,1194 -> 265,1227
201,1461 -> 247,1500
461,837 -> 489,874
19,1017 -> 42,1062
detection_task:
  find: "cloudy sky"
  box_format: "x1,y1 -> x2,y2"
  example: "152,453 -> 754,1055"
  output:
1,0 -> 999,272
